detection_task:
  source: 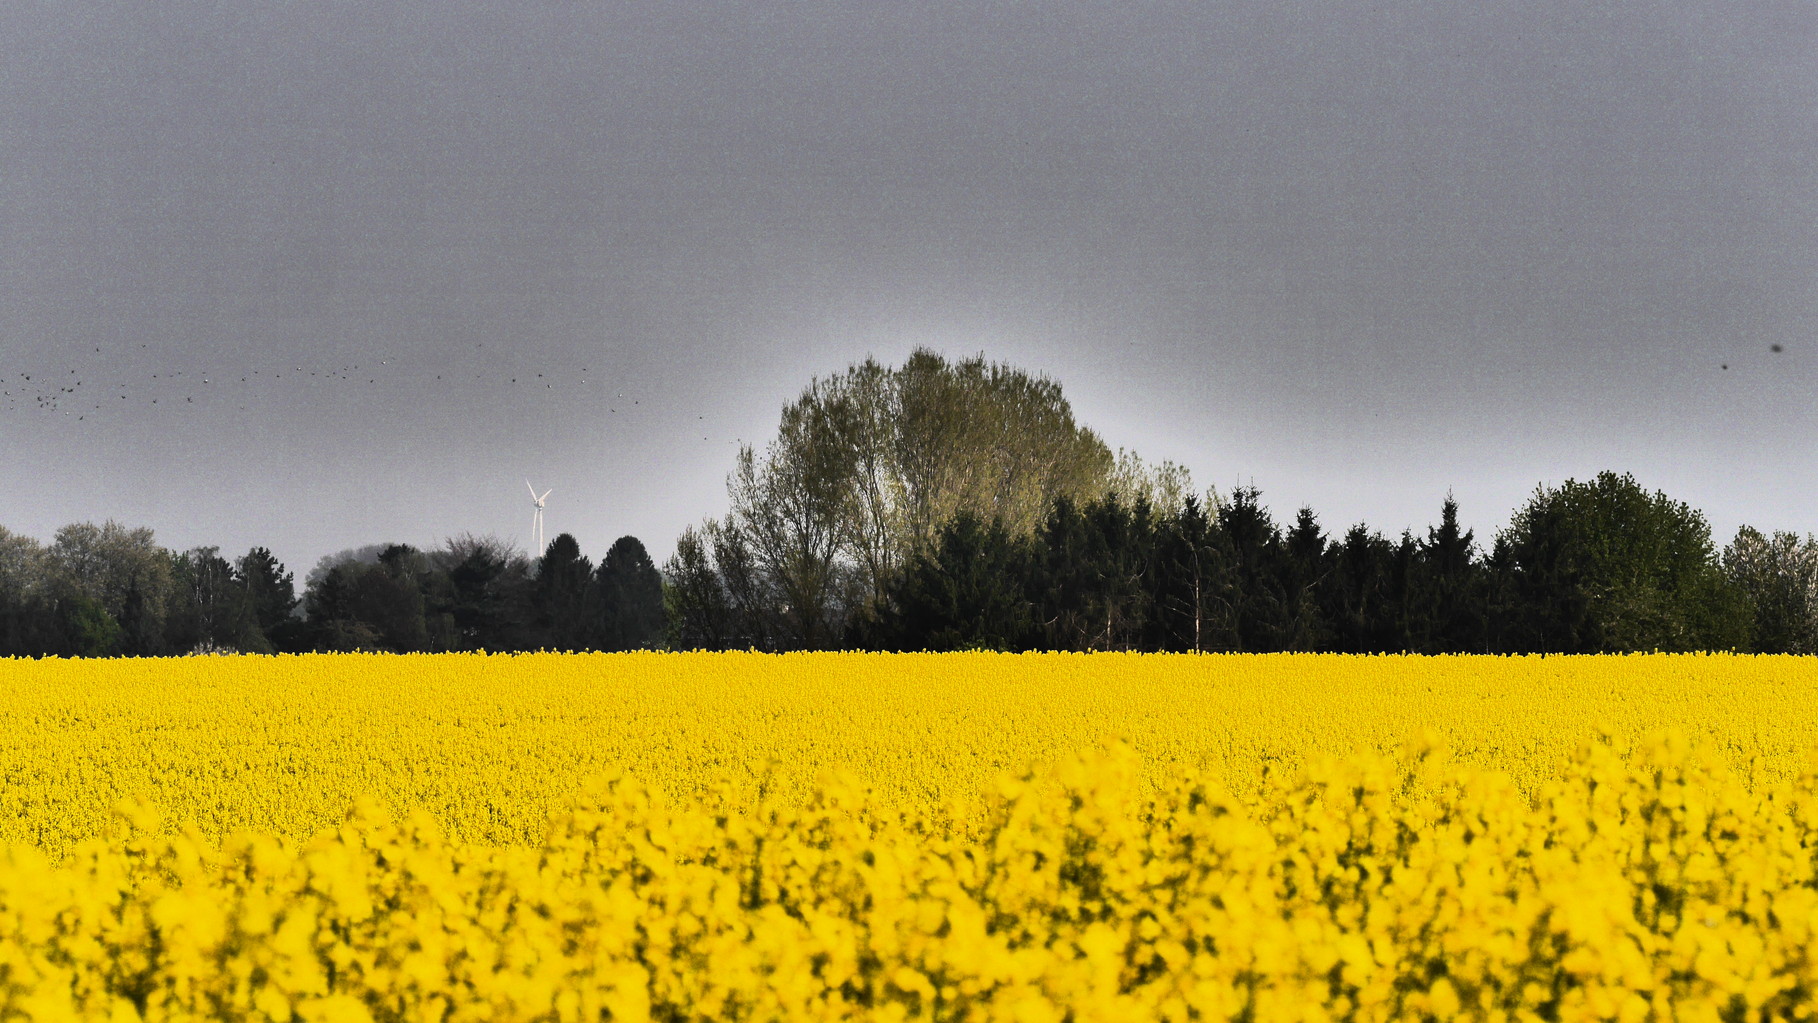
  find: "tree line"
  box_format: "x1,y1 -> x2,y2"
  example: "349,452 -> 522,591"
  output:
2,349 -> 1814,656
660,350 -> 1818,655
0,526 -> 664,656
665,474 -> 1818,655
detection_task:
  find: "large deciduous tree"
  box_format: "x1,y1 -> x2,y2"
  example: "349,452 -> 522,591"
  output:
886,350 -> 1114,568
1722,526 -> 1818,654
727,401 -> 857,649
46,520 -> 173,655
1496,471 -> 1749,652
662,526 -> 734,651
165,546 -> 265,654
716,348 -> 1116,645
0,527 -> 52,656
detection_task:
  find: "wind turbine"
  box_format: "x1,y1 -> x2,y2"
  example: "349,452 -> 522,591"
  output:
526,480 -> 552,555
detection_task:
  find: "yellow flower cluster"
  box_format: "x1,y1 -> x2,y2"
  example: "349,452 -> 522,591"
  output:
0,652 -> 1815,1020
3,651 -> 1815,855
4,734 -> 1818,1020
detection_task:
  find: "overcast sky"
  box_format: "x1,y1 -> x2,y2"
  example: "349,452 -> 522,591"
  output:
2,1 -> 1813,580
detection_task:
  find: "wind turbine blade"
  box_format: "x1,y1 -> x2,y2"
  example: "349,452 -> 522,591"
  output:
526,479 -> 537,500
539,489 -> 552,502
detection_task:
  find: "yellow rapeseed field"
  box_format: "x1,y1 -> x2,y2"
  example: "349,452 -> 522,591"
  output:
0,652 -> 1816,1021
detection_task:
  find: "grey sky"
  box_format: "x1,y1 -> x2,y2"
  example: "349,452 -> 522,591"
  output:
2,1 -> 1813,581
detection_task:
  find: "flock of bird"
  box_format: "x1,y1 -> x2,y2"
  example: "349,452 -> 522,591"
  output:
2,341 -> 1790,440
0,343 -> 720,436
1721,343 -> 1784,372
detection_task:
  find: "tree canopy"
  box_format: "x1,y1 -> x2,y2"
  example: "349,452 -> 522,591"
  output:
1496,471 -> 1749,652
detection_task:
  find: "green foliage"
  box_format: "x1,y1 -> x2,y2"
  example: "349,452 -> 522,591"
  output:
662,526 -> 733,651
597,536 -> 666,651
165,546 -> 267,654
534,534 -> 597,652
1722,527 -> 1818,654
237,546 -> 300,652
47,520 -> 172,654
56,592 -> 121,657
716,349 -> 1116,644
1496,471 -> 1748,652
869,511 -> 1038,651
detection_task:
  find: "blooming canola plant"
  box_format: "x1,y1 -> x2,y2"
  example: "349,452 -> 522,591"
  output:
0,651 -> 1815,1020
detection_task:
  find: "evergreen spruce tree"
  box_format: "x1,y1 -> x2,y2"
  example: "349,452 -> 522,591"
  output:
597,536 -> 666,651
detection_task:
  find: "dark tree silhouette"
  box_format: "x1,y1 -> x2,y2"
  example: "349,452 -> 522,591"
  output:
711,523 -> 775,651
1322,525 -> 1400,653
1282,507 -> 1331,651
873,511 -> 1037,651
1407,496 -> 1489,653
56,592 -> 122,657
1147,495 -> 1220,652
303,564 -> 383,652
354,546 -> 431,652
1722,527 -> 1818,654
1032,496 -> 1096,650
445,544 -> 530,651
597,536 -> 666,651
165,546 -> 263,653
1084,495 -> 1155,651
1213,486 -> 1289,651
1496,472 -> 1749,652
534,533 -> 598,651
237,547 -> 302,651
662,527 -> 733,651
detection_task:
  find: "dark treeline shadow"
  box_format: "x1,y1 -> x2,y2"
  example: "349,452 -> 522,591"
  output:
0,528 -> 665,656
668,472 -> 1817,656
1,470 -> 1813,657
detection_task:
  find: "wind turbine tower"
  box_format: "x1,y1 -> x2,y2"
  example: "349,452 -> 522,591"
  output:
526,480 -> 552,555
